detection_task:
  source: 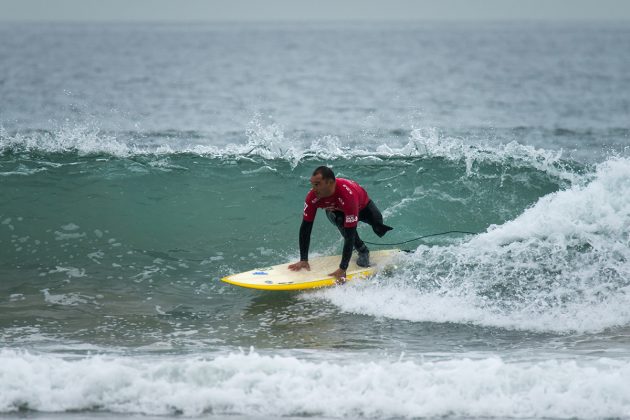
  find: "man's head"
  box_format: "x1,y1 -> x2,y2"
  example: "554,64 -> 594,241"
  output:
310,166 -> 336,198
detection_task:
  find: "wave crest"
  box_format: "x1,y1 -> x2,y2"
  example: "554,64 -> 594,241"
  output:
1,119 -> 576,181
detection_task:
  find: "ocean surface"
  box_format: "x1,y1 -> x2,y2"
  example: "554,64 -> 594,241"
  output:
1,21 -> 630,419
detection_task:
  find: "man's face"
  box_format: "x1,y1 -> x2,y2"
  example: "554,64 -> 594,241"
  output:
310,174 -> 334,198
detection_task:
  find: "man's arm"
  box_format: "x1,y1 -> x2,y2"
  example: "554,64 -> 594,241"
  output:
327,226 -> 356,283
299,220 -> 313,261
339,226 -> 356,270
289,220 -> 313,271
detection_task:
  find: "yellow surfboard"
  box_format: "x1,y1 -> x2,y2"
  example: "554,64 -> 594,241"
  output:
221,249 -> 401,291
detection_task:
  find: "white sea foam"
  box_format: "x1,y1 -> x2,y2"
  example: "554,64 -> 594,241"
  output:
0,164 -> 48,176
1,349 -> 629,418
41,289 -> 96,306
0,123 -> 132,156
47,266 -> 86,278
309,157 -> 630,333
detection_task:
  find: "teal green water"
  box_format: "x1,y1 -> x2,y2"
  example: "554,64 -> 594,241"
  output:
1,152 -> 565,286
1,148 -> 577,352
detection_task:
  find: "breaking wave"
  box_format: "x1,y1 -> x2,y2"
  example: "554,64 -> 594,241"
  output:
2,349 -> 630,418
0,118 -> 577,182
308,157 -> 630,333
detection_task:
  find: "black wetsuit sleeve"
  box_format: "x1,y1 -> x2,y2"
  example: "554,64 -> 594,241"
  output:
339,226 -> 356,270
299,220 -> 313,261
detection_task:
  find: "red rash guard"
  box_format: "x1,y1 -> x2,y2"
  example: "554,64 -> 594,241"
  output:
303,178 -> 370,227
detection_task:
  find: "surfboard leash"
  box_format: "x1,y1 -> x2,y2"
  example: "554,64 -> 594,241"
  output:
362,230 -> 478,247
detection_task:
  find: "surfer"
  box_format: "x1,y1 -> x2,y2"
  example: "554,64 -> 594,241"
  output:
288,166 -> 393,283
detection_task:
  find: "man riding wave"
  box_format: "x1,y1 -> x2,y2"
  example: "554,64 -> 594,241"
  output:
288,166 -> 393,283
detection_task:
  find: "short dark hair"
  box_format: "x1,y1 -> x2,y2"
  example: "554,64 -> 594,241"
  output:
312,166 -> 335,181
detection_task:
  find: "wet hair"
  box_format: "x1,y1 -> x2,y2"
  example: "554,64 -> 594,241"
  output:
312,166 -> 335,181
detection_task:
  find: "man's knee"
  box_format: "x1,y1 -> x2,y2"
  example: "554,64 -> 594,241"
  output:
361,201 -> 393,237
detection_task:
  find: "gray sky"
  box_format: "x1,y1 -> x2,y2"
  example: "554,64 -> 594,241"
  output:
1,0 -> 629,22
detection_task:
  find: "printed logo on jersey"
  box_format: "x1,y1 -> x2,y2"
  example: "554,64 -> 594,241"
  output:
342,184 -> 353,195
303,202 -> 309,216
345,215 -> 358,224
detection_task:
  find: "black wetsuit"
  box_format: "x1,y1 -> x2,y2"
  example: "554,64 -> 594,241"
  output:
299,200 -> 393,270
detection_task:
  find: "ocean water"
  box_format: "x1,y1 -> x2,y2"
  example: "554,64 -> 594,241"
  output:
1,21 -> 630,419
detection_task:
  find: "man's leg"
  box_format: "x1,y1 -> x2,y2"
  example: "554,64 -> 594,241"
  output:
326,210 -> 370,267
325,210 -> 345,235
351,200 -> 394,268
359,201 -> 393,237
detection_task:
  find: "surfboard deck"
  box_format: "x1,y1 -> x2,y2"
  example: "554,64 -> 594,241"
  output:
221,249 -> 401,291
